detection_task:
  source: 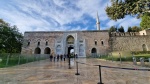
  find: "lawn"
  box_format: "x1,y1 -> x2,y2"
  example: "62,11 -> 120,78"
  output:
0,53 -> 49,68
99,51 -> 150,62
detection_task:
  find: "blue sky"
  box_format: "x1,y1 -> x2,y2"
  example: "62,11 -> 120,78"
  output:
0,0 -> 141,33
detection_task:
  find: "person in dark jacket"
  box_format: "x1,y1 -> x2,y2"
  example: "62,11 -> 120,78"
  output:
49,54 -> 53,62
57,54 -> 59,62
60,54 -> 63,61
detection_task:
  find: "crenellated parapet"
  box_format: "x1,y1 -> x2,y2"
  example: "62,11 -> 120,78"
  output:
110,32 -> 140,37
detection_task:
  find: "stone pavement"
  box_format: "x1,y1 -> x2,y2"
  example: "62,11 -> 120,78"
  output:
0,58 -> 150,84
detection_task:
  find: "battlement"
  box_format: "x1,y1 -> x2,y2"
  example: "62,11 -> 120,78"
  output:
110,32 -> 140,37
110,29 -> 150,37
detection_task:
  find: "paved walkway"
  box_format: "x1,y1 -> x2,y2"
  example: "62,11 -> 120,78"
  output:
0,58 -> 150,84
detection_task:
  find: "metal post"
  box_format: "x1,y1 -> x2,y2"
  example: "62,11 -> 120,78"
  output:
132,52 -> 134,58
97,65 -> 103,84
18,54 -> 21,65
5,53 -> 10,67
119,53 -> 122,63
68,56 -> 71,69
75,61 -> 80,75
111,53 -> 113,62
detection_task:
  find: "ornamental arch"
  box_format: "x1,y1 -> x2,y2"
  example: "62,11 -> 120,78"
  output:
34,47 -> 41,54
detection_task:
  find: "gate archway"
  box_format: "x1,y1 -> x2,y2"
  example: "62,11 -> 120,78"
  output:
91,48 -> 97,57
34,47 -> 41,54
44,47 -> 51,54
91,48 -> 97,53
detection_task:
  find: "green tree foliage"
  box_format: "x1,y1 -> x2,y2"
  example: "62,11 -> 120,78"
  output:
140,12 -> 150,30
106,0 -> 150,20
132,26 -> 141,32
118,26 -> 125,32
0,19 -> 23,53
127,26 -> 141,32
109,26 -> 117,33
127,26 -> 132,32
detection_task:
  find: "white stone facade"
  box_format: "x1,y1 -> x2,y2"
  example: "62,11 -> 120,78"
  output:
22,30 -> 110,57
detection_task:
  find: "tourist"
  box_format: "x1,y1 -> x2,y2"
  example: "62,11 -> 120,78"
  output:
49,54 -> 53,62
57,54 -> 59,62
64,54 -> 66,61
53,54 -> 56,62
75,54 -> 78,58
67,54 -> 69,58
60,54 -> 63,61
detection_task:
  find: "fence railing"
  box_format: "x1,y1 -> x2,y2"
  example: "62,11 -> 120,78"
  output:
75,61 -> 150,84
0,53 -> 49,68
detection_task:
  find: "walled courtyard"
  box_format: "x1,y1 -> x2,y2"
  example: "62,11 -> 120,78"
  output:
0,58 -> 150,84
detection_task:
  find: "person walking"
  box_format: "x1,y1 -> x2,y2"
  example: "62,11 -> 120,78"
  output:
64,54 -> 66,61
53,54 -> 56,62
57,54 -> 59,62
50,54 -> 53,62
75,54 -> 78,58
60,54 -> 63,61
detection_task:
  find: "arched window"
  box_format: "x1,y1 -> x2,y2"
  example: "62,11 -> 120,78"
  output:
37,42 -> 40,46
34,47 -> 41,54
67,35 -> 74,44
101,40 -> 104,46
95,40 -> 97,45
142,44 -> 148,51
27,39 -> 31,46
46,41 -> 48,46
27,42 -> 30,46
79,44 -> 84,56
56,45 -> 61,54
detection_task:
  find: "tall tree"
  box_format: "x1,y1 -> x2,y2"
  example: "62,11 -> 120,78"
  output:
118,26 -> 125,32
109,26 -> 117,33
140,12 -> 150,30
0,19 -> 23,53
131,26 -> 141,32
127,26 -> 132,32
106,0 -> 150,20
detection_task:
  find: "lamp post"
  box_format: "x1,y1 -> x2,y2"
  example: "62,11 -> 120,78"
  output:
119,52 -> 122,63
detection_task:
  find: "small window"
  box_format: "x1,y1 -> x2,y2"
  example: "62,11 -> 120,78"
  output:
46,41 -> 48,46
37,42 -> 40,46
95,41 -> 97,45
101,40 -> 104,46
79,40 -> 83,43
27,42 -> 30,46
57,41 -> 61,43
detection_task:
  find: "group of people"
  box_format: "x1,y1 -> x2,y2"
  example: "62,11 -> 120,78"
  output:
49,54 -> 78,62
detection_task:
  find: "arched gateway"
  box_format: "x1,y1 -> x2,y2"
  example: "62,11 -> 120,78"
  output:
44,47 -> 51,54
66,35 -> 75,55
34,47 -> 41,54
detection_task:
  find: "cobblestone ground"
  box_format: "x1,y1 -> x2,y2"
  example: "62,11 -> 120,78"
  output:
0,58 -> 150,84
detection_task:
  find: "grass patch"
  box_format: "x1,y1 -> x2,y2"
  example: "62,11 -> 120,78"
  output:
0,53 -> 49,68
98,52 -> 150,62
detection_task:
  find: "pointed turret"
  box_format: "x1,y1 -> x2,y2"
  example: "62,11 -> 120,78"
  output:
96,12 -> 100,30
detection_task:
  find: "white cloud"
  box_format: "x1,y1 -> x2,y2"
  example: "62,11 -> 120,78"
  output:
0,0 -> 141,33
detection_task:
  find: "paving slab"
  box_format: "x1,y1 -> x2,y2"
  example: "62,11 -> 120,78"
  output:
0,58 -> 150,84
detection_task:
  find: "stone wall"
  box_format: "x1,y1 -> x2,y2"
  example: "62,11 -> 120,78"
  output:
110,35 -> 150,51
21,30 -> 110,56
22,32 -> 63,54
78,31 -> 110,55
